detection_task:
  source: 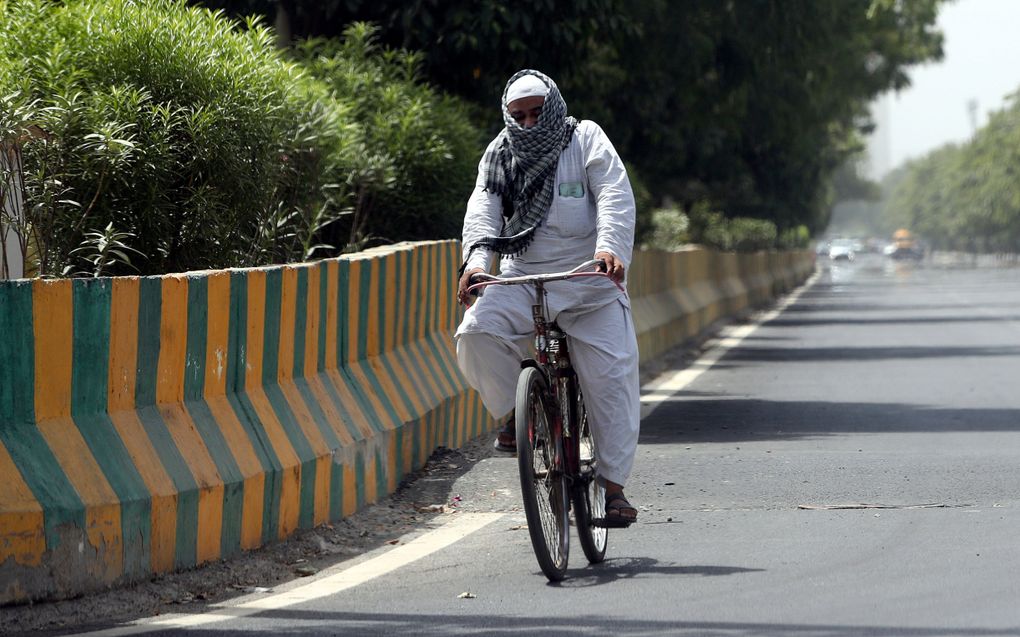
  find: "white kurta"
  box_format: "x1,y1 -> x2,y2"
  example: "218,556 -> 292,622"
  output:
454,120 -> 640,486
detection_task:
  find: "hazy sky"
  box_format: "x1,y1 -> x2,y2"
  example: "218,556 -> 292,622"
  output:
866,0 -> 1020,178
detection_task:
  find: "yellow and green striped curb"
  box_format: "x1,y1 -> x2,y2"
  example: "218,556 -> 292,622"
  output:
0,240 -> 492,603
0,241 -> 812,604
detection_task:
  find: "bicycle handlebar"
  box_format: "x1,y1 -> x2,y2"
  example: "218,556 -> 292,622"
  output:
466,258 -> 624,296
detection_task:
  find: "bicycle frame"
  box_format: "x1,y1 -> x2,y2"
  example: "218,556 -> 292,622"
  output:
467,259 -> 622,482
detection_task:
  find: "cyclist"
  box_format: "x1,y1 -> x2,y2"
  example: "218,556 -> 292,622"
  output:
455,69 -> 639,525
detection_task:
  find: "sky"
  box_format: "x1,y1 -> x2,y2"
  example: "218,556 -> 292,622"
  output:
865,0 -> 1020,179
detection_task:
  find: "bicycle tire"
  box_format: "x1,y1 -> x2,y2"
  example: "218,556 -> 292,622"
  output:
516,366 -> 570,581
573,395 -> 608,563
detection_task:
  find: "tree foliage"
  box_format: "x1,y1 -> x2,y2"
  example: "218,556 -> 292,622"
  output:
884,94 -> 1020,253
199,0 -> 944,237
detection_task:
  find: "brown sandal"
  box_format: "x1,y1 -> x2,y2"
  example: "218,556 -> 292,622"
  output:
493,413 -> 515,453
603,491 -> 637,527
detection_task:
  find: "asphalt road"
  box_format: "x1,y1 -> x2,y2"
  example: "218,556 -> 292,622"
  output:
85,254 -> 1020,637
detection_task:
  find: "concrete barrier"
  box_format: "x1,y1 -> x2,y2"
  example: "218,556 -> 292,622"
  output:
0,241 -> 812,604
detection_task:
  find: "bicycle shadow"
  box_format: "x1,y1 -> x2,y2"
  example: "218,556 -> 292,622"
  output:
550,556 -> 764,588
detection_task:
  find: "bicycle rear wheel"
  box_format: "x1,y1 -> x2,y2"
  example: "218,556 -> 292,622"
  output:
573,398 -> 608,563
516,366 -> 570,581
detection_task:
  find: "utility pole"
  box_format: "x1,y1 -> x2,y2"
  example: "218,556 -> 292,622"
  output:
967,99 -> 979,138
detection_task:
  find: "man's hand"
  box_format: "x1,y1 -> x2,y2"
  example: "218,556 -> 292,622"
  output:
458,267 -> 485,306
594,251 -> 625,283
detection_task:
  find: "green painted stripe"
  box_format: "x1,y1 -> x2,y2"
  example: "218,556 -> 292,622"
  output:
336,260 -> 348,371
0,281 -> 84,551
183,277 -> 207,402
0,282 -> 35,424
319,374 -> 366,443
261,269 -> 317,530
181,277 -> 244,556
292,268 -> 307,379
400,250 -> 413,347
335,260 -> 385,434
70,278 -> 151,578
134,278 -> 162,407
133,278 -> 201,568
375,254 -> 421,418
317,263 -> 328,373
228,392 -> 282,544
224,272 -> 283,542
355,260 -> 405,426
294,379 -> 340,449
424,245 -> 436,335
356,261 -> 370,362
424,333 -> 460,395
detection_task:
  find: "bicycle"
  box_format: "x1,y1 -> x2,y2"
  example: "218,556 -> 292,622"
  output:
467,259 -> 625,581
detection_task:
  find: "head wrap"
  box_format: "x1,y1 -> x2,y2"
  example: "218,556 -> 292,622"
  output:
505,74 -> 550,104
462,70 -> 578,268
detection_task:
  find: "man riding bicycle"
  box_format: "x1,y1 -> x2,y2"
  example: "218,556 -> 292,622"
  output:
455,69 -> 640,526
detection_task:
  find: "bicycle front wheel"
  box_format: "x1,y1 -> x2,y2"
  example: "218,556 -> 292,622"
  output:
573,399 -> 608,563
516,366 -> 570,581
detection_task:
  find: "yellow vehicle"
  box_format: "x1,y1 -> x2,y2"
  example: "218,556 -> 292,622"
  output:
888,229 -> 922,260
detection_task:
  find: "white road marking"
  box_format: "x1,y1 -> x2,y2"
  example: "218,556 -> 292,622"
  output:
73,512 -> 503,635
639,271 -> 819,419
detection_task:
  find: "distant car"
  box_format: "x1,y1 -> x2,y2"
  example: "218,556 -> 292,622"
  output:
828,239 -> 856,261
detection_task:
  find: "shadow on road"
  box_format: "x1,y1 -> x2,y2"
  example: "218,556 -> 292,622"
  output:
155,608 -> 1020,636
639,398 -> 1020,444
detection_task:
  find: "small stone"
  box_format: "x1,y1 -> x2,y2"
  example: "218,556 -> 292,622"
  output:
295,565 -> 318,577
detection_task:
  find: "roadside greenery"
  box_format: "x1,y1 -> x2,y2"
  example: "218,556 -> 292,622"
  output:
0,0 -> 480,277
883,94 -> 1020,253
1,0 -> 948,277
202,0 -> 945,239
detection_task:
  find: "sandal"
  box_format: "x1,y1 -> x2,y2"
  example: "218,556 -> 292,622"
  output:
492,412 -> 516,453
602,491 -> 637,528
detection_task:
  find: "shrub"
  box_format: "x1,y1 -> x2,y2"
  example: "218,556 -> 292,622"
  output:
1,0 -> 357,276
643,207 -> 689,251
291,23 -> 483,250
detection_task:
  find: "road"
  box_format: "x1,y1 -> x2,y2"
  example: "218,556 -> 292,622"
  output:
80,254 -> 1020,636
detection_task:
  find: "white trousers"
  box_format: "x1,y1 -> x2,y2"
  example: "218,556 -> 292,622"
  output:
455,288 -> 640,486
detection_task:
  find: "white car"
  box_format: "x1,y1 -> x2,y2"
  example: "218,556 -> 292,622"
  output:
828,240 -> 856,261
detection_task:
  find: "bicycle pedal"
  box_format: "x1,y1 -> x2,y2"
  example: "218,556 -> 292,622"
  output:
592,517 -> 634,529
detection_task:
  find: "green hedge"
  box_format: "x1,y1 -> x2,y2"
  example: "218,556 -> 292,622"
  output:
0,0 -> 482,277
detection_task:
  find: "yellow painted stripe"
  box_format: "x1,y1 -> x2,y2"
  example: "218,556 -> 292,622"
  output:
0,443 -> 45,567
108,277 -> 140,412
278,267 -> 297,381
205,396 -> 265,549
34,279 -> 72,420
206,270 -> 264,548
108,277 -> 177,572
108,411 -> 178,573
203,272 -> 231,398
324,369 -> 375,441
37,417 -> 124,583
244,271 -> 301,539
366,257 -> 381,358
306,377 -> 355,447
33,278 -> 123,581
278,382 -> 331,525
157,277 -> 223,564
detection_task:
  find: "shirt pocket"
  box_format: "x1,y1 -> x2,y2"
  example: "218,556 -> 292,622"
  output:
546,181 -> 594,238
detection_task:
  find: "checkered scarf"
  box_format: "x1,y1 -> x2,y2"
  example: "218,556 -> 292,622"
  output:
464,70 -> 578,267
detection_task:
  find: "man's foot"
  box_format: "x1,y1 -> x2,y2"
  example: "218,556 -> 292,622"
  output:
493,413 -> 516,453
603,490 -> 637,527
